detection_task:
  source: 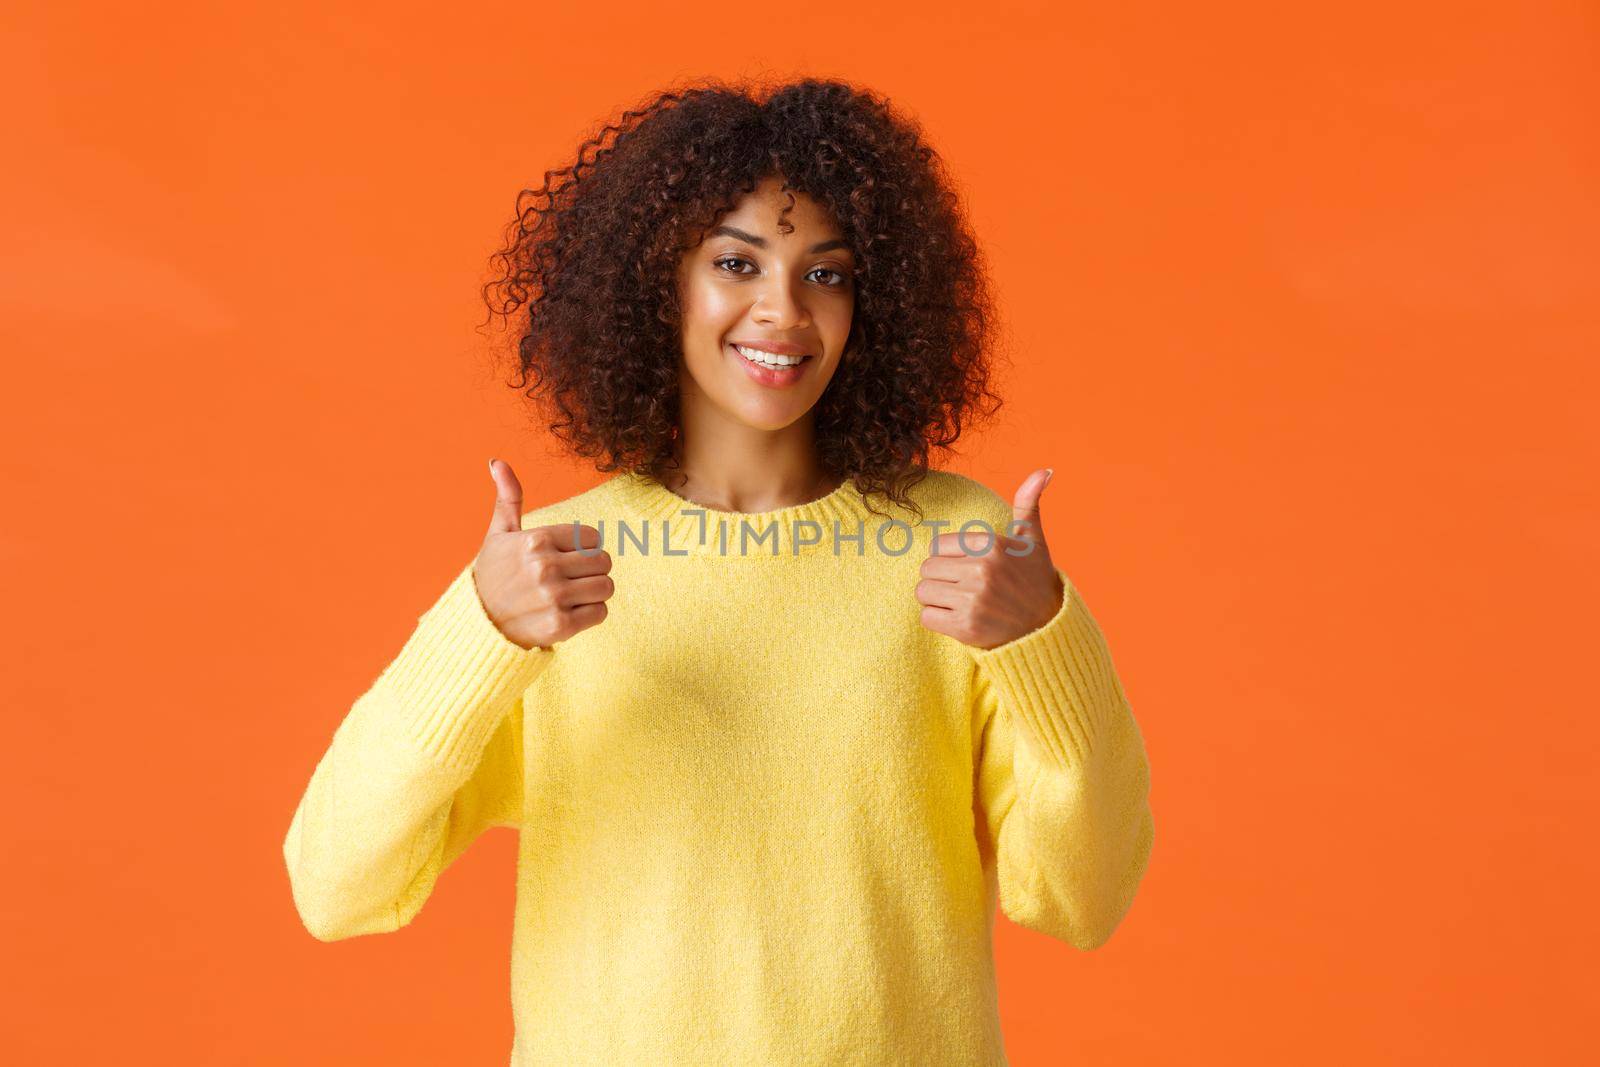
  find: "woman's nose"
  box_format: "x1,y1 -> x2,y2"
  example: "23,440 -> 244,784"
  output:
752,277 -> 808,328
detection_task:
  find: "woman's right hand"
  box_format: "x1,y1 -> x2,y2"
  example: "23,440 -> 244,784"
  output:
473,459 -> 613,651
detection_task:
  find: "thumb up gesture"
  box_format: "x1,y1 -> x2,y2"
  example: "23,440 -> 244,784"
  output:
915,467 -> 1066,650
473,459 -> 614,651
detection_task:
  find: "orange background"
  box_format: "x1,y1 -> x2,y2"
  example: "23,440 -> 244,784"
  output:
3,1 -> 1595,1062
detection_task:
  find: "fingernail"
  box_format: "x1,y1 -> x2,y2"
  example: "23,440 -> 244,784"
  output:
1043,467 -> 1054,487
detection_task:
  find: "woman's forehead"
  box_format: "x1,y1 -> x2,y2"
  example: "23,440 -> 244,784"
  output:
713,182 -> 844,241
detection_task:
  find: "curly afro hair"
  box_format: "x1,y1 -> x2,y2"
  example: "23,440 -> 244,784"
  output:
480,76 -> 1007,520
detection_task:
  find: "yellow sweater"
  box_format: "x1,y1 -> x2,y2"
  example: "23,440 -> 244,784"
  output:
283,469 -> 1154,1065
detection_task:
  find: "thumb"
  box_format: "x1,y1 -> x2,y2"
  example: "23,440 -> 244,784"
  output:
1011,467 -> 1053,546
486,458 -> 525,536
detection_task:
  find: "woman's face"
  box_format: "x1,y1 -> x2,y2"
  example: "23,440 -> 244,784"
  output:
674,175 -> 856,433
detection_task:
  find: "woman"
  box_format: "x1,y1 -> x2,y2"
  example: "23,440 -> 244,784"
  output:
283,77 -> 1154,1065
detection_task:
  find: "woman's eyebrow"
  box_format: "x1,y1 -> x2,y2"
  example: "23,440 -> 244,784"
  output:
710,225 -> 851,255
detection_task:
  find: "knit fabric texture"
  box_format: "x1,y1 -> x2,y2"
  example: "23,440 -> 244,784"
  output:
282,469 -> 1154,1065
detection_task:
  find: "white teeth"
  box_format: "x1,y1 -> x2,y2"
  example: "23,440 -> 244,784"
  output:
734,344 -> 806,368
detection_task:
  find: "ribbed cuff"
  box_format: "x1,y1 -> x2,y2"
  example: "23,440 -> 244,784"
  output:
372,561 -> 553,775
969,569 -> 1127,772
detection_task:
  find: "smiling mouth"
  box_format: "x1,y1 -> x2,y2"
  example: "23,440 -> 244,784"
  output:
729,343 -> 813,368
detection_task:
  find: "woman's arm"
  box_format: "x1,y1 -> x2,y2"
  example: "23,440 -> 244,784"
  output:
282,560 -> 553,942
970,569 -> 1154,950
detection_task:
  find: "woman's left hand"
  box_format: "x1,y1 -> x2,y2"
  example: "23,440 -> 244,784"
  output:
916,467 -> 1066,650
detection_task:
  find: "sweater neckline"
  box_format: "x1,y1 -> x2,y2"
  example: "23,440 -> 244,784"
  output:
606,469 -> 894,558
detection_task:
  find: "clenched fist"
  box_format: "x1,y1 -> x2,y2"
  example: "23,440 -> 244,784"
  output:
474,458 -> 614,651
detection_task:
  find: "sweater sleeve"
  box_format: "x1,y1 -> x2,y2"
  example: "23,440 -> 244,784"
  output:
282,559 -> 554,942
969,567 -> 1154,950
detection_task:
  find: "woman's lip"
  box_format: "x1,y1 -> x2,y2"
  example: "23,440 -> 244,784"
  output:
729,340 -> 810,356
728,342 -> 811,387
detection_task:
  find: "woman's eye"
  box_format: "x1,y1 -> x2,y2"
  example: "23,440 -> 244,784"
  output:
713,257 -> 850,288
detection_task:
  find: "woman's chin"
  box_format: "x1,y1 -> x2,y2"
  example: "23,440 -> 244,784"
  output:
680,351 -> 832,430
713,388 -> 819,432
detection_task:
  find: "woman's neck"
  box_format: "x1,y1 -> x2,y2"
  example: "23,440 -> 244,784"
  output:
663,433 -> 839,515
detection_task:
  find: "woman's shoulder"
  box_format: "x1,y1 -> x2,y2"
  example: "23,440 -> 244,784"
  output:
908,468 -> 1013,530
514,478 -> 617,533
